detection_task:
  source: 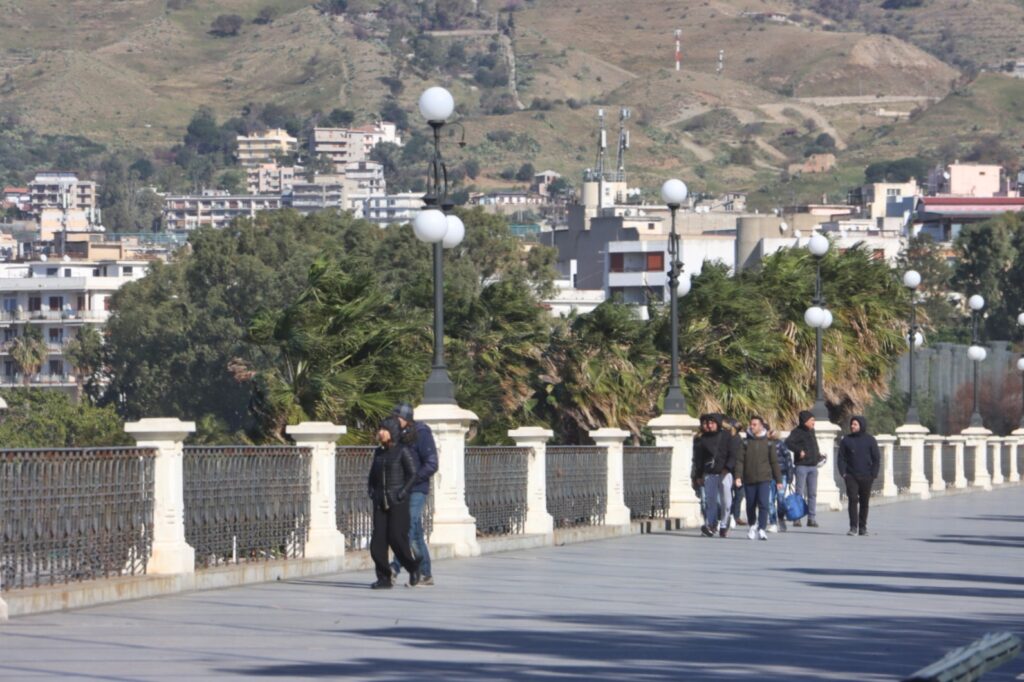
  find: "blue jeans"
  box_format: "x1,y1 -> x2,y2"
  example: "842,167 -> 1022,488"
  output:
702,473 -> 733,529
390,491 -> 431,577
768,475 -> 789,524
795,465 -> 818,522
744,481 -> 772,530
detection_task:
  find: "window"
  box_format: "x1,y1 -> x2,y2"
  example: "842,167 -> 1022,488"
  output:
3,298 -> 15,313
49,328 -> 63,343
28,297 -> 41,312
123,266 -> 134,276
609,253 -> 624,273
46,267 -> 58,277
645,252 -> 665,272
64,268 -> 72,277
49,296 -> 63,311
103,297 -> 111,311
49,359 -> 64,376
648,223 -> 655,230
4,360 -> 14,377
886,188 -> 901,198
77,295 -> 85,311
4,329 -> 17,342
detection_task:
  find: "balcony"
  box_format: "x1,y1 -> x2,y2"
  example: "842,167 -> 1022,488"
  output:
0,310 -> 107,323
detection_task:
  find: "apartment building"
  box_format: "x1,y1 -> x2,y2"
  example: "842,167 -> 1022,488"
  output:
163,191 -> 282,231
27,173 -> 97,215
310,123 -> 402,172
236,129 -> 298,167
246,163 -> 298,194
0,257 -> 148,391
360,193 -> 424,226
341,161 -> 387,211
2,187 -> 30,212
287,181 -> 346,214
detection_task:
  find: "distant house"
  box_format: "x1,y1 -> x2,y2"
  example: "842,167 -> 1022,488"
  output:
236,129 -> 298,168
788,154 -> 836,176
531,170 -> 561,197
2,187 -> 29,212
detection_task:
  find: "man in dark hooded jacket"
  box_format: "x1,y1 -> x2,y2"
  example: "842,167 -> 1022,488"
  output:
691,414 -> 736,537
785,410 -> 821,528
837,416 -> 881,536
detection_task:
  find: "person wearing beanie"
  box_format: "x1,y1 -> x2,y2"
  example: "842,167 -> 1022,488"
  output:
784,410 -> 822,528
367,417 -> 421,589
691,413 -> 737,537
724,416 -> 746,528
388,402 -> 439,586
837,416 -> 881,536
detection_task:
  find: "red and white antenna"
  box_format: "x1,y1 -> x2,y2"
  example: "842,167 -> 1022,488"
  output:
674,29 -> 682,71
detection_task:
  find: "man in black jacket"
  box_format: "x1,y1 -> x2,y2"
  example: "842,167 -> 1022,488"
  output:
785,410 -> 822,528
691,414 -> 736,537
837,416 -> 881,536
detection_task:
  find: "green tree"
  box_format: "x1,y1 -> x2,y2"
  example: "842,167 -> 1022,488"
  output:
0,390 -> 130,447
65,325 -> 105,403
9,326 -> 46,387
897,234 -> 962,343
953,213 -> 1018,337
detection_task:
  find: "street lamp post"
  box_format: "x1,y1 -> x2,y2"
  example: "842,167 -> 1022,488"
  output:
413,86 -> 465,404
966,294 -> 986,428
903,269 -> 923,425
660,178 -> 690,414
804,233 -> 832,420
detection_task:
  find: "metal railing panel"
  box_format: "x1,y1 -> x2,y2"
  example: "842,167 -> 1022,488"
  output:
1,448 -> 156,591
465,446 -> 529,536
623,446 -> 671,519
941,444 -> 957,488
894,445 -> 912,494
546,446 -> 607,528
183,446 -> 310,569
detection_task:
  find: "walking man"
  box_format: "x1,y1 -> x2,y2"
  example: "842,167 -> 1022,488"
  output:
691,414 -> 735,537
389,403 -> 438,586
837,416 -> 880,536
734,416 -> 782,541
785,410 -> 821,528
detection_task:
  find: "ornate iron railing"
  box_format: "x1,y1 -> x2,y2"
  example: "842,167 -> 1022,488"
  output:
942,443 -> 957,488
623,446 -> 671,519
1,448 -> 156,591
183,447 -> 310,569
335,446 -> 434,552
546,446 -> 607,528
964,445 -> 976,484
894,445 -> 911,494
465,446 -> 529,536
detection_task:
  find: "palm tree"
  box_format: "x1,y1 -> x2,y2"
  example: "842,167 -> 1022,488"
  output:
64,325 -> 104,401
10,325 -> 47,387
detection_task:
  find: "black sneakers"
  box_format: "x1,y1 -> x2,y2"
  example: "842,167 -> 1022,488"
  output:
408,571 -> 421,587
370,579 -> 393,590
807,520 -> 819,528
793,520 -> 802,527
858,529 -> 868,536
418,575 -> 434,586
847,528 -> 858,536
700,525 -> 715,537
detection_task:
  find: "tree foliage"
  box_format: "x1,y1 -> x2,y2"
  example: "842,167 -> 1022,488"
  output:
0,390 -> 129,447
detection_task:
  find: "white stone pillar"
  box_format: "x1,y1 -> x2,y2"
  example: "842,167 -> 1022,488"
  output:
414,403 -> 481,557
0,595 -> 6,622
286,422 -> 347,559
896,424 -> 931,499
590,427 -> 632,526
814,421 -> 842,511
647,413 -> 702,526
948,436 -> 968,488
876,435 -> 898,497
508,426 -> 555,539
1009,430 -> 1023,483
124,418 -> 196,574
926,435 -> 945,493
961,426 -> 992,490
990,438 -> 1005,485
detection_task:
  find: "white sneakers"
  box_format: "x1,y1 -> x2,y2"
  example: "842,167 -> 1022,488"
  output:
758,529 -> 768,541
729,516 -> 737,530
747,526 -> 757,540
767,523 -> 779,533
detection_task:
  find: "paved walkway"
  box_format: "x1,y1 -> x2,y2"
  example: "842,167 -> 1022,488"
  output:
2,488 -> 1023,681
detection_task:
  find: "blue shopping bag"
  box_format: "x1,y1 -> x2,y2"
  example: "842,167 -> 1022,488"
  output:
780,485 -> 807,521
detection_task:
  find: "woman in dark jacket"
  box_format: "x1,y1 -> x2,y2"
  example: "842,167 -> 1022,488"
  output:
367,416 -> 421,589
837,416 -> 881,536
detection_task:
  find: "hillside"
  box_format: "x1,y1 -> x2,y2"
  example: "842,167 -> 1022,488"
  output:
0,0 -> 1020,208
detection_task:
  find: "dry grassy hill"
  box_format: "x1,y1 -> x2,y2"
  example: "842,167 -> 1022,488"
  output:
0,0 -> 1019,207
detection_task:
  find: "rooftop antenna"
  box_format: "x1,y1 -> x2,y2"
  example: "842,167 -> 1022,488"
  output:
594,109 -> 607,208
615,107 -> 630,181
674,29 -> 682,71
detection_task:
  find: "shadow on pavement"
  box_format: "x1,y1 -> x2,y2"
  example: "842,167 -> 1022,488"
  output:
222,613 -> 1024,681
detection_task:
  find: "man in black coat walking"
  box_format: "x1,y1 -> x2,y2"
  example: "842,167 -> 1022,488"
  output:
785,410 -> 822,528
837,416 -> 881,536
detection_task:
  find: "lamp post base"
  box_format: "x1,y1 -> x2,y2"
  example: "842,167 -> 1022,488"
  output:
811,399 -> 829,422
663,386 -> 687,415
905,404 -> 921,426
969,411 -> 984,429
422,367 -> 457,405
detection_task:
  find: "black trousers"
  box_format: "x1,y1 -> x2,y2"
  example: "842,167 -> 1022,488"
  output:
371,498 -> 419,582
844,476 -> 873,530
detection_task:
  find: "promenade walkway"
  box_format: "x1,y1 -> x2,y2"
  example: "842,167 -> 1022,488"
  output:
1,488 -> 1022,681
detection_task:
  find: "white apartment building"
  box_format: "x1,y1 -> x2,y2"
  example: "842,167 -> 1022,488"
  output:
341,161 -> 387,212
0,257 -> 148,391
28,173 -> 97,215
236,129 -> 298,167
163,192 -> 283,231
310,123 -> 402,172
360,193 -> 424,226
246,163 -> 298,194
288,181 -> 346,214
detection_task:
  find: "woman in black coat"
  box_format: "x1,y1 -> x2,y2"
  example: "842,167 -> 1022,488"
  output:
367,416 -> 421,589
837,416 -> 881,536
